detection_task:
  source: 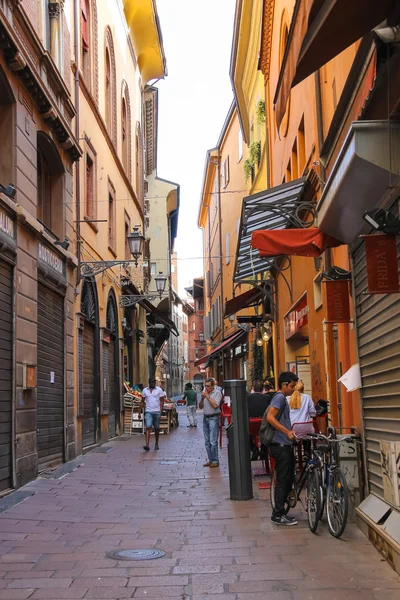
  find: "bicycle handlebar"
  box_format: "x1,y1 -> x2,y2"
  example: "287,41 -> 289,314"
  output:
306,432 -> 360,444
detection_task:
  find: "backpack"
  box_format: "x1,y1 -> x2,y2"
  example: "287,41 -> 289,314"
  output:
259,395 -> 286,448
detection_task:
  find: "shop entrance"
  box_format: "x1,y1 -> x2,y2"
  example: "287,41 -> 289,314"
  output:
0,259 -> 13,492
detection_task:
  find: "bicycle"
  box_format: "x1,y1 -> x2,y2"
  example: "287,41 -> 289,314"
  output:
270,436 -> 322,533
307,430 -> 359,538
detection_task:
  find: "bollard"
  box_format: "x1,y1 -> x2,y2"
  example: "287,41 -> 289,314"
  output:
224,379 -> 253,501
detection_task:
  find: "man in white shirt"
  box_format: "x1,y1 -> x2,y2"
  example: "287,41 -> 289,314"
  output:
140,378 -> 166,452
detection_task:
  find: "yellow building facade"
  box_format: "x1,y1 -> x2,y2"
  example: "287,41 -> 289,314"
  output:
72,0 -> 166,450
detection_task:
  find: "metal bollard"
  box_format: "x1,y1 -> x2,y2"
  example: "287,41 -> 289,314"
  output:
224,379 -> 253,501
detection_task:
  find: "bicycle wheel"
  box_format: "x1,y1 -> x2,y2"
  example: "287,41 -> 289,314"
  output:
327,467 -> 348,538
270,469 -> 290,515
306,467 -> 321,533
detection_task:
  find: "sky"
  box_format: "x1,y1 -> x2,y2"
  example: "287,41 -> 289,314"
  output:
155,0 -> 236,297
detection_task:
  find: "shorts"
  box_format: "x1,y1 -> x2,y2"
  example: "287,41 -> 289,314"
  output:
144,411 -> 161,430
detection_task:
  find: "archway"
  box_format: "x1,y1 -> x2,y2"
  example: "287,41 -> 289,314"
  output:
106,291 -> 119,438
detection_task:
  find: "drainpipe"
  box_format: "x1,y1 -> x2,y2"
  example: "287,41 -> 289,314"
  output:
74,0 -> 81,287
216,150 -> 225,382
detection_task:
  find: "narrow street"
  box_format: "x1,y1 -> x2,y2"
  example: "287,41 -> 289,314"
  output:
0,410 -> 398,600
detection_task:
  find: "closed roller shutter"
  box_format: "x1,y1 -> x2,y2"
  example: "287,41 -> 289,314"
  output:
108,337 -> 117,438
353,240 -> 400,502
0,260 -> 13,492
82,322 -> 96,447
37,284 -> 64,468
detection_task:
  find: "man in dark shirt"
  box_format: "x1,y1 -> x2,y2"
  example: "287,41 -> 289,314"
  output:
267,371 -> 298,526
248,380 -> 271,460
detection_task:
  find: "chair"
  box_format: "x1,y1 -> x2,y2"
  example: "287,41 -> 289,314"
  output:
219,403 -> 232,448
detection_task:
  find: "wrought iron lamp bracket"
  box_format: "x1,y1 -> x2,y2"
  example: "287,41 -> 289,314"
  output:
80,260 -> 135,278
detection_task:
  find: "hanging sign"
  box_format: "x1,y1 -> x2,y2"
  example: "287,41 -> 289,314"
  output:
364,235 -> 399,294
324,280 -> 351,323
284,295 -> 308,340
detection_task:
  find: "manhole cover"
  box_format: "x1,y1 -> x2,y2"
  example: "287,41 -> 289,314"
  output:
107,549 -> 165,561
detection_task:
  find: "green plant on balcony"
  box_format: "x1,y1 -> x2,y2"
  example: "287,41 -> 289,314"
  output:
250,140 -> 261,167
243,158 -> 254,183
256,100 -> 266,124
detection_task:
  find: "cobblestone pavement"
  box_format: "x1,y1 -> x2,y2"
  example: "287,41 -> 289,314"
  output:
0,409 -> 399,600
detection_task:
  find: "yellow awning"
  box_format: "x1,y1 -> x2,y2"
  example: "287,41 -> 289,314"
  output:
124,0 -> 167,85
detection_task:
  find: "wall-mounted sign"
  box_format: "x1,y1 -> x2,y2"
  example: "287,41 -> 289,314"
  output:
364,234 -> 399,294
38,243 -> 64,275
0,208 -> 14,240
284,295 -> 309,340
324,280 -> 351,323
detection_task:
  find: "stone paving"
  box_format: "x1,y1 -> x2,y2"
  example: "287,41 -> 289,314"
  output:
0,409 -> 399,600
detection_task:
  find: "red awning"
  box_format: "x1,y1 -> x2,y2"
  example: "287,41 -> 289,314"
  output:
224,288 -> 264,319
275,0 -> 395,133
251,227 -> 343,258
194,330 -> 245,367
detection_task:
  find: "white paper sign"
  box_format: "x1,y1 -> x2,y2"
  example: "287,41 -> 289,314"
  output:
338,363 -> 361,391
50,371 -> 55,384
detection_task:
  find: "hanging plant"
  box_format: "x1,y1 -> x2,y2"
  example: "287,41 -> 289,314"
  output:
251,338 -> 264,383
243,158 -> 254,183
256,100 -> 266,124
249,141 -> 261,167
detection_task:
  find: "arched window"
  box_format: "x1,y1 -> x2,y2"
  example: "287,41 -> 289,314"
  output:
105,27 -> 117,146
80,0 -> 98,102
121,81 -> 131,180
37,132 -> 64,239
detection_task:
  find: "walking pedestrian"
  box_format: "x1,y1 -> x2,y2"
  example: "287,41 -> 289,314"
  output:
267,371 -> 299,526
183,382 -> 198,428
140,378 -> 166,452
199,377 -> 222,468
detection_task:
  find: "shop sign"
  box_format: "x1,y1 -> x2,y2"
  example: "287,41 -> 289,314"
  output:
364,234 -> 399,294
324,280 -> 351,323
234,343 -> 248,357
0,208 -> 14,240
38,243 -> 64,275
284,295 -> 308,340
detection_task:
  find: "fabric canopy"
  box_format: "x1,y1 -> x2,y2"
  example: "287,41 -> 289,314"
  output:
194,330 -> 245,367
224,287 -> 264,319
251,227 -> 343,258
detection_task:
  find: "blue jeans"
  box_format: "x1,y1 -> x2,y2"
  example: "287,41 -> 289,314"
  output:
203,415 -> 219,464
145,411 -> 161,429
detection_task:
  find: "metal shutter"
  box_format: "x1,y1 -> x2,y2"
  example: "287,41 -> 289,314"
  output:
0,260 -> 13,492
353,240 -> 400,501
82,323 -> 96,447
108,337 -> 117,438
37,284 -> 64,468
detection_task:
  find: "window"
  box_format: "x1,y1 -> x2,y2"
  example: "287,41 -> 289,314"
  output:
221,156 -> 229,188
105,28 -> 116,145
85,155 -> 94,219
105,50 -> 111,132
37,132 -> 64,239
81,0 -> 90,79
108,179 -> 116,253
124,212 -> 131,261
291,140 -> 298,180
237,217 -> 241,235
313,275 -> 323,310
192,322 -> 196,331
135,122 -> 144,209
225,231 -> 230,265
0,66 -> 14,187
238,129 -> 243,160
121,82 -> 132,180
80,0 -> 98,100
150,262 -> 157,276
298,116 -> 306,175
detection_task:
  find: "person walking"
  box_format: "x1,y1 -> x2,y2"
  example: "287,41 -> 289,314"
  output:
183,382 -> 198,428
140,378 -> 166,452
199,377 -> 222,468
267,371 -> 299,526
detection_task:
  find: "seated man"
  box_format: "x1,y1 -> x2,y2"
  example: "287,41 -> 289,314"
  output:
247,379 -> 272,460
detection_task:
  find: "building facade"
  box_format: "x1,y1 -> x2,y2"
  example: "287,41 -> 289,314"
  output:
0,0 -> 81,487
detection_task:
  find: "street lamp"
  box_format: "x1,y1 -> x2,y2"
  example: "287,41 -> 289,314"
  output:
199,332 -> 205,343
127,226 -> 145,267
262,321 -> 272,342
80,226 -> 146,278
154,271 -> 167,298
